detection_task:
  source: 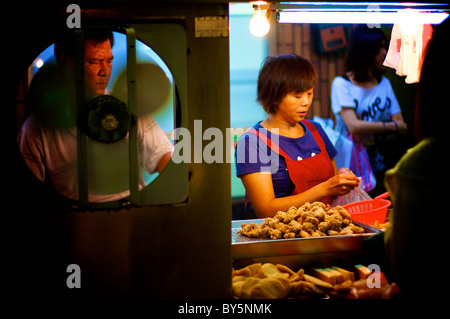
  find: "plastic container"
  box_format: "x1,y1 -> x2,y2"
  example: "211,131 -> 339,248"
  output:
342,192 -> 391,226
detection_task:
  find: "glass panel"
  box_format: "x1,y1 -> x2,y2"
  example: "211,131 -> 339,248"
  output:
17,29 -> 175,205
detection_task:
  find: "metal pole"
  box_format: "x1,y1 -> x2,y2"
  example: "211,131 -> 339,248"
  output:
75,29 -> 88,208
124,27 -> 139,205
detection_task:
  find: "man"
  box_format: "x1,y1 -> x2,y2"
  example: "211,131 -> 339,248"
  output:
54,27 -> 114,100
18,27 -> 173,202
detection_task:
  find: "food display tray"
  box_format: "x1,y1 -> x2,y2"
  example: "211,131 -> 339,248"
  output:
232,219 -> 381,268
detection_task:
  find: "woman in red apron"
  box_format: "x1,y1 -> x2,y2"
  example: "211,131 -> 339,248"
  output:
236,54 -> 359,218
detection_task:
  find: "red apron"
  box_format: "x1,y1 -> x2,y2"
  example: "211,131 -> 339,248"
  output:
247,119 -> 335,205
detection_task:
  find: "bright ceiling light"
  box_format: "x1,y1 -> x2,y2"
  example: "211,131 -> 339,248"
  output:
249,5 -> 270,37
278,9 -> 448,25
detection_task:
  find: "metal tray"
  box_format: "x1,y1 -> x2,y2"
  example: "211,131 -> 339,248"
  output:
232,219 -> 380,261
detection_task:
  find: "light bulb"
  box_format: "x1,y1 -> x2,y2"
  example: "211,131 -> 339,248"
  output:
249,8 -> 270,37
35,58 -> 44,68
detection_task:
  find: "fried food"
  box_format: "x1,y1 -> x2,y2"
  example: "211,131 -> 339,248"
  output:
374,220 -> 389,231
303,273 -> 334,290
238,202 -> 364,239
232,262 -> 261,277
256,263 -> 289,279
232,263 -> 326,299
232,263 -> 394,299
250,277 -> 291,299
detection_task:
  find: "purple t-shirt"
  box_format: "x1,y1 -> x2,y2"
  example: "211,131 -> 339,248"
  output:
235,120 -> 337,198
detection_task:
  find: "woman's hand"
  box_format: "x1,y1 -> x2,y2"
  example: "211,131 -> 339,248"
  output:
337,167 -> 353,175
320,170 -> 360,197
241,165 -> 359,218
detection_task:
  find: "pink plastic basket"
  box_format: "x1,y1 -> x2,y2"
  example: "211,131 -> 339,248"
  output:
342,192 -> 391,226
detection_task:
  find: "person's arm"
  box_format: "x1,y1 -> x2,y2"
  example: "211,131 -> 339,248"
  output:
17,119 -> 46,182
340,108 -> 407,137
138,114 -> 174,175
156,151 -> 172,173
241,159 -> 359,218
390,112 -> 408,134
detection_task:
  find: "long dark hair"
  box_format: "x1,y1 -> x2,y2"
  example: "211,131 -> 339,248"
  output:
345,25 -> 388,82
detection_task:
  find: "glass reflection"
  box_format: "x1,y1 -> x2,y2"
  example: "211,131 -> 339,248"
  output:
17,28 -> 175,203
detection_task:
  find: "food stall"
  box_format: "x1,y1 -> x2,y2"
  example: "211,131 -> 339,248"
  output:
231,198 -> 393,299
7,0 -> 449,303
229,1 -> 448,300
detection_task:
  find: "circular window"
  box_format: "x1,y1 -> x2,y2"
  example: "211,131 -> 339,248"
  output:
17,30 -> 176,204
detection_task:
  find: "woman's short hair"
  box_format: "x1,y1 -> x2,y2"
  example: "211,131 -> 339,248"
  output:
345,25 -> 388,82
257,54 -> 317,114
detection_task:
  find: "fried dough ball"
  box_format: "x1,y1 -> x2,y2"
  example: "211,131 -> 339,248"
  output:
261,218 -> 272,227
276,222 -> 290,234
302,221 -> 317,233
237,223 -> 262,238
311,203 -> 326,218
342,218 -> 351,227
268,218 -> 280,228
301,202 -> 312,211
311,230 -> 326,237
286,206 -> 297,218
334,205 -> 352,220
269,228 -> 283,239
327,212 -> 343,221
304,216 -> 320,226
339,227 -> 353,235
318,221 -> 330,233
293,207 -> 304,220
288,220 -> 303,233
311,201 -> 327,210
274,211 -> 287,222
325,216 -> 342,231
338,224 -> 364,235
299,230 -> 311,238
347,223 -> 365,234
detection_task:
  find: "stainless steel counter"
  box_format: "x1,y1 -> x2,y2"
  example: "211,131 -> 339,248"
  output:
232,219 -> 381,270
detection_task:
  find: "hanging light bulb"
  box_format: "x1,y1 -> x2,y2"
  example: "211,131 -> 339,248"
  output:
249,6 -> 270,37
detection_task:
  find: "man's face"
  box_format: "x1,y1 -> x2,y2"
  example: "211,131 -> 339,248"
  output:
84,39 -> 113,99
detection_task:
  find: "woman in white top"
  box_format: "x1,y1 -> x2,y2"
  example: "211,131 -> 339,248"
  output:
331,25 -> 409,196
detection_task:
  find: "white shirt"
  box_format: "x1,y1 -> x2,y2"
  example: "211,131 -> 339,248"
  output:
18,114 -> 174,202
331,76 -> 402,137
